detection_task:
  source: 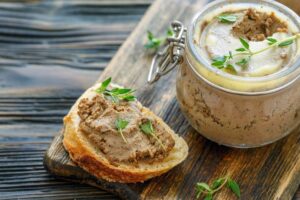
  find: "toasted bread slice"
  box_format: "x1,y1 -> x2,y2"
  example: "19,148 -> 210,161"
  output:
63,83 -> 188,183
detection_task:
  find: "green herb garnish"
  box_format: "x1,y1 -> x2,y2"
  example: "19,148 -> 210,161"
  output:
115,118 -> 129,143
95,77 -> 136,104
195,176 -> 240,199
227,178 -> 241,198
267,37 -> 277,45
167,27 -> 174,37
140,120 -> 165,150
268,37 -> 295,47
145,28 -> 174,50
144,31 -> 162,49
217,14 -> 238,24
95,77 -> 111,93
211,56 -> 228,68
211,54 -> 237,72
235,57 -> 250,68
225,64 -> 237,74
235,47 -> 247,52
278,39 -> 294,47
239,37 -> 250,50
211,34 -> 300,72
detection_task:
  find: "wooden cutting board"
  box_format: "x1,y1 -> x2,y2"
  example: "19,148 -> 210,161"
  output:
44,0 -> 300,199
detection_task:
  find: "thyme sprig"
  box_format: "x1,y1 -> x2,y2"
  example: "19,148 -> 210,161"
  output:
140,120 -> 165,150
144,28 -> 174,50
95,77 -> 136,103
115,118 -> 129,143
211,33 -> 300,71
195,176 -> 240,200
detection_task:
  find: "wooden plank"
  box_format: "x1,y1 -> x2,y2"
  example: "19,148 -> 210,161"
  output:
44,0 -> 300,199
0,0 -> 151,199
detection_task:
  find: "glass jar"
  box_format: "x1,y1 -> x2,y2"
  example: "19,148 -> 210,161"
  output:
148,0 -> 300,148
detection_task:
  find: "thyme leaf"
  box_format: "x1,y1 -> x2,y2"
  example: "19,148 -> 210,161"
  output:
217,14 -> 238,23
140,120 -> 165,150
204,193 -> 213,200
167,28 -> 174,37
235,47 -> 247,52
95,77 -> 111,93
144,31 -> 162,49
196,182 -> 211,192
95,77 -> 136,103
145,28 -> 174,50
211,56 -> 227,68
115,118 -> 129,143
211,55 -> 236,73
278,39 -> 294,47
226,64 -> 237,72
235,57 -> 249,67
195,176 -> 240,199
227,178 -> 241,198
239,38 -> 250,50
211,178 -> 225,190
267,37 -> 278,45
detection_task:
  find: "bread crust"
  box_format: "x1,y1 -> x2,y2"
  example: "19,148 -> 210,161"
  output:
63,84 -> 189,183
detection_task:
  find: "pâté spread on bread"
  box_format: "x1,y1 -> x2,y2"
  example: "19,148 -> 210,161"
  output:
77,88 -> 175,165
63,77 -> 188,183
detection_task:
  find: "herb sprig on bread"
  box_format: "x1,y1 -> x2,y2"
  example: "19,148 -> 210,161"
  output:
95,77 -> 136,103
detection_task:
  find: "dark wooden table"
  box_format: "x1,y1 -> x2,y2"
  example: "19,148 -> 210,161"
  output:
0,0 -> 299,199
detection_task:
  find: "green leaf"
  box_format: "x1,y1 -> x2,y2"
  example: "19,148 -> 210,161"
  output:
167,28 -> 174,36
195,191 -> 202,199
195,187 -> 203,199
95,77 -> 111,93
111,88 -> 135,101
144,39 -> 161,49
111,88 -> 132,95
229,51 -> 233,59
140,120 -> 165,150
267,37 -> 278,45
145,31 -> 163,49
211,178 -> 225,190
147,31 -> 154,40
227,178 -> 241,198
235,58 -> 249,67
115,118 -> 129,143
123,95 -> 136,101
239,38 -> 249,50
204,193 -> 213,200
217,14 -> 237,23
211,56 -> 226,68
225,64 -> 237,73
235,48 -> 246,52
196,182 -> 211,192
140,120 -> 154,135
278,39 -> 294,47
145,27 -> 175,50
115,118 -> 129,131
99,78 -> 136,103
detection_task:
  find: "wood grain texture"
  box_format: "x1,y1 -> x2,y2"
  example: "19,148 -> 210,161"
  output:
1,0 -> 300,199
44,0 -> 300,199
0,0 -> 151,199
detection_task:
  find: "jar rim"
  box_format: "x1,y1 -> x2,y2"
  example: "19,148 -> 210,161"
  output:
186,0 -> 300,95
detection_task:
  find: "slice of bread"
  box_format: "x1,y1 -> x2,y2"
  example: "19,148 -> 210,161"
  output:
63,82 -> 188,183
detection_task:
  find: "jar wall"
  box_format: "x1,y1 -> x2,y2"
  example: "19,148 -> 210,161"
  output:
176,58 -> 300,148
